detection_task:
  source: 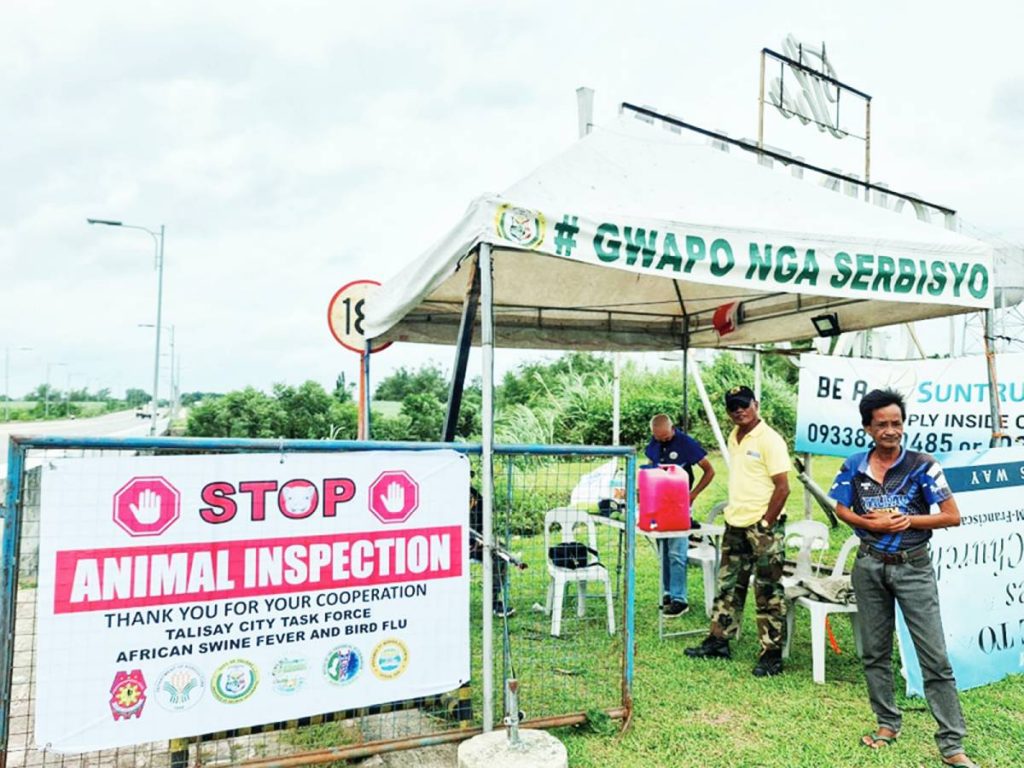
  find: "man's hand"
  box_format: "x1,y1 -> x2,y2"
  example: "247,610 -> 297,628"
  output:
861,509 -> 911,533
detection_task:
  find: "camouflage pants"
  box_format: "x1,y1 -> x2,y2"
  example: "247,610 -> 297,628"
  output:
710,520 -> 787,652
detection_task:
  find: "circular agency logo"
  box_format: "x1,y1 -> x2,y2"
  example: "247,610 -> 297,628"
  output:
211,659 -> 259,704
323,645 -> 362,686
155,664 -> 204,712
109,669 -> 147,721
271,657 -> 309,695
371,639 -> 409,681
494,204 -> 546,249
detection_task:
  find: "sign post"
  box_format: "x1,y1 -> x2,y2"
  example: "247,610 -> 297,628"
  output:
328,280 -> 390,440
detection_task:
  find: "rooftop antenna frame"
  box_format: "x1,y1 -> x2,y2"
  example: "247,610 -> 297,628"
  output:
758,41 -> 872,201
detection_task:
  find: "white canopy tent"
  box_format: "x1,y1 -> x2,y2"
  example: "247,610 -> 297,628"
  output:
366,114 -> 1020,351
362,108 -> 1021,731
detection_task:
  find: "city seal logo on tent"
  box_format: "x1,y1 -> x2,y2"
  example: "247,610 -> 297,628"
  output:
323,645 -> 362,686
371,638 -> 409,680
156,664 -> 204,712
495,204 -> 545,249
211,659 -> 259,704
272,657 -> 309,694
109,669 -> 147,720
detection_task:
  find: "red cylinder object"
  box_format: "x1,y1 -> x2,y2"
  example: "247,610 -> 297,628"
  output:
638,465 -> 691,532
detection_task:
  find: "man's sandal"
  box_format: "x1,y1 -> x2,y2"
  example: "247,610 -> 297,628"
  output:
941,755 -> 980,768
860,729 -> 899,749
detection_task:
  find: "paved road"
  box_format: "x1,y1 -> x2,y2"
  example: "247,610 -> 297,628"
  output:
1,409 -> 170,481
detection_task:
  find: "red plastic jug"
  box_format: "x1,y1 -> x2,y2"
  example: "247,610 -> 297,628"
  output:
638,465 -> 691,532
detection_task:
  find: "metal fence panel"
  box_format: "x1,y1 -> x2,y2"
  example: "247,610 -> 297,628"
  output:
1,437 -> 635,767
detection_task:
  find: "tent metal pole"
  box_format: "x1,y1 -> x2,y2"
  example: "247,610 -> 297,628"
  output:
802,453 -> 813,520
479,244 -> 496,731
442,260 -> 481,441
983,310 -> 1006,447
691,358 -> 730,469
675,281 -> 690,432
753,346 -> 762,401
681,349 -> 689,432
905,322 -> 926,359
612,353 -> 621,445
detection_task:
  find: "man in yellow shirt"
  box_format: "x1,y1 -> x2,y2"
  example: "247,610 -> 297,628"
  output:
685,386 -> 791,677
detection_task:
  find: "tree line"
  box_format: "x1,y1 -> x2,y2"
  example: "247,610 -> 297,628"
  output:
185,351 -> 799,450
0,385 -> 154,422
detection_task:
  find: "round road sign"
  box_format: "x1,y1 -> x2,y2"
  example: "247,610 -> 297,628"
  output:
327,279 -> 392,354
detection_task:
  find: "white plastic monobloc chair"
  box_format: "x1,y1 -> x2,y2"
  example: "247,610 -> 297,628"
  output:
784,534 -> 862,683
543,508 -> 615,637
780,519 -> 831,591
689,501 -> 727,617
693,511 -> 827,619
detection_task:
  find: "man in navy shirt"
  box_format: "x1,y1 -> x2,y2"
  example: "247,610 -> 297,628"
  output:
645,414 -> 715,617
829,389 -> 976,768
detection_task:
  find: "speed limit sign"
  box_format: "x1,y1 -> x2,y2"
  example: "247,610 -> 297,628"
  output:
327,279 -> 392,353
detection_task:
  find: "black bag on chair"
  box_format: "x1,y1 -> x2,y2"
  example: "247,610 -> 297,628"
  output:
548,542 -> 602,569
597,498 -> 623,517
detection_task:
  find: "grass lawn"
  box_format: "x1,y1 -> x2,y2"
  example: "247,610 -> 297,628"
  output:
492,452 -> 1024,768
127,448 -> 1020,767
0,401 -> 120,421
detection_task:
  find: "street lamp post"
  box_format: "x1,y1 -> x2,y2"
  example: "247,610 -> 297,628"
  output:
3,346 -> 33,422
88,218 -> 165,435
139,323 -> 175,417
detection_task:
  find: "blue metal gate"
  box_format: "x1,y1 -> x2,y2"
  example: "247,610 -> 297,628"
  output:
1,436 -> 635,767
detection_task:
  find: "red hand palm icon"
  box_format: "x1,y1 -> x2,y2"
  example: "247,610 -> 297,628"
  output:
128,489 -> 162,524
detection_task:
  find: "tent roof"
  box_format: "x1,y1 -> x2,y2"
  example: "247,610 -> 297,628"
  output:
365,116 -> 1018,351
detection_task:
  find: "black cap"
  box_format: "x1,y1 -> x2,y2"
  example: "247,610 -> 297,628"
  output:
724,385 -> 756,410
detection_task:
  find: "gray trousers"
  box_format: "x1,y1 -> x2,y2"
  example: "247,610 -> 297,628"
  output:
851,549 -> 967,758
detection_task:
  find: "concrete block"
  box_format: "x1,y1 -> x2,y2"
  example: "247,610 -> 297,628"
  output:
458,729 -> 567,768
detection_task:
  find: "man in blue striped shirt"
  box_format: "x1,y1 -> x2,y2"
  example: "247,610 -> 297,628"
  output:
829,388 -> 976,768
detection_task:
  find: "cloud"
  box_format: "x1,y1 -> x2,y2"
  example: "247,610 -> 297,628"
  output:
1,0 -> 1022,399
990,78 -> 1024,130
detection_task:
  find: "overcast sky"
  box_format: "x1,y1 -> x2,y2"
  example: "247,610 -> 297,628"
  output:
3,0 -> 1022,400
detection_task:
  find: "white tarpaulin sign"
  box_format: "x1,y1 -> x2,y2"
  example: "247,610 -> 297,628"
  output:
795,353 -> 1024,457
35,450 -> 469,752
487,201 -> 992,309
897,447 -> 1024,694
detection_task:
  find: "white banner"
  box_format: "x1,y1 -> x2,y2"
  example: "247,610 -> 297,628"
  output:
488,201 -> 993,309
795,353 -> 1024,457
897,447 -> 1024,693
35,450 -> 469,753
